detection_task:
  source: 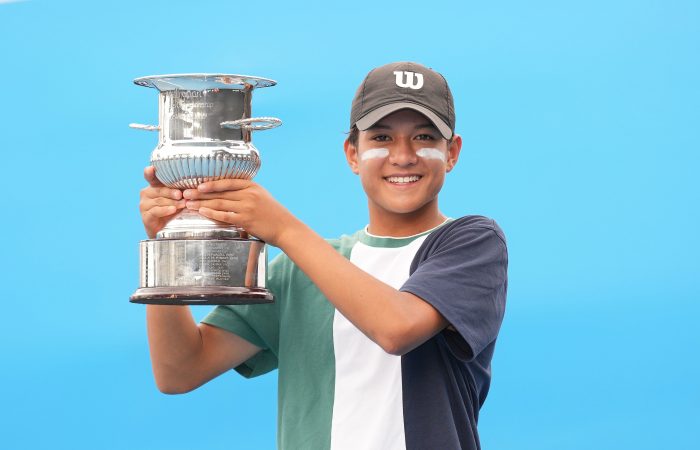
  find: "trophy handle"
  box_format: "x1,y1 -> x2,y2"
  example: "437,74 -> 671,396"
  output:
220,117 -> 282,131
129,123 -> 161,131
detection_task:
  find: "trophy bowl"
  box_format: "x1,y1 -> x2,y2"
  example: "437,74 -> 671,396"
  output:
129,73 -> 281,305
151,145 -> 260,189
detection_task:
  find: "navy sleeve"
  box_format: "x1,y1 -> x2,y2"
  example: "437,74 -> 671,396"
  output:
400,216 -> 508,361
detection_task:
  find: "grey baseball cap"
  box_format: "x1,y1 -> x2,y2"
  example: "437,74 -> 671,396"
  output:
350,62 -> 455,140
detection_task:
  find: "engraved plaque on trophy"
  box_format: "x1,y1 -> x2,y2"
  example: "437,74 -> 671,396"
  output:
129,74 -> 281,305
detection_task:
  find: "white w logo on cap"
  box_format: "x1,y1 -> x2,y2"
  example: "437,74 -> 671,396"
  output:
393,71 -> 424,90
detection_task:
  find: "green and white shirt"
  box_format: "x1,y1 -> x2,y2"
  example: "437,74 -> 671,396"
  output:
202,216 -> 508,450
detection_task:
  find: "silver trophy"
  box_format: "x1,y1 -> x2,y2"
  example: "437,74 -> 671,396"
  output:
129,73 -> 281,305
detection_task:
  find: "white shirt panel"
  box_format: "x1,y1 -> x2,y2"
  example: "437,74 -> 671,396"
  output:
330,236 -> 429,450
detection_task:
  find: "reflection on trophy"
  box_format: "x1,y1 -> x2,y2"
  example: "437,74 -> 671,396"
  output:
129,73 -> 281,305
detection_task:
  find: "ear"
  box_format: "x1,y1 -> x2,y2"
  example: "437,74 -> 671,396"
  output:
344,138 -> 360,175
445,134 -> 462,173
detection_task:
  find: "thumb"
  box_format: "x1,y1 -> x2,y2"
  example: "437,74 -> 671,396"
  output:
144,166 -> 165,188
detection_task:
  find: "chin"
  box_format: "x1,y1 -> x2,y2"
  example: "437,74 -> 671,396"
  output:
377,199 -> 436,216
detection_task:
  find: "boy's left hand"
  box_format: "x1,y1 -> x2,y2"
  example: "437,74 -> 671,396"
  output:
182,179 -> 297,246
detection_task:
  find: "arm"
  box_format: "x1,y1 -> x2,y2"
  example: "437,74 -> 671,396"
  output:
139,167 -> 262,393
184,180 -> 448,355
147,305 -> 261,393
276,221 -> 446,355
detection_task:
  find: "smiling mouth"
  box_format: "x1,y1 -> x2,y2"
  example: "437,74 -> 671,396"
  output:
385,175 -> 422,184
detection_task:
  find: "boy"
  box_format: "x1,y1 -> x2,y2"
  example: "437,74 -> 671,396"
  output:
139,62 -> 508,449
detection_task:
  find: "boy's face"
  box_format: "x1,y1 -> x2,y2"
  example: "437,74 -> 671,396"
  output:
345,109 -> 461,219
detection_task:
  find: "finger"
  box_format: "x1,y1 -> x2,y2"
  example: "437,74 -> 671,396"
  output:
142,186 -> 183,200
199,206 -> 239,225
198,179 -> 252,193
182,189 -> 243,200
141,197 -> 186,212
144,205 -> 179,219
144,166 -> 166,188
186,198 -> 239,212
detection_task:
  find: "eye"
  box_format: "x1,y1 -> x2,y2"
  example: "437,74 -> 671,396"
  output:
415,133 -> 436,141
371,134 -> 391,142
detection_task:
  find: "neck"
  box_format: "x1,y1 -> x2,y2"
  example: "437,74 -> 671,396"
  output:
366,202 -> 447,237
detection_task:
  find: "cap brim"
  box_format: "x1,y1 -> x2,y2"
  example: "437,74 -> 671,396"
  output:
355,102 -> 453,140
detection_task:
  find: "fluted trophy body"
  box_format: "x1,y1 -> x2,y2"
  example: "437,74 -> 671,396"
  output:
130,74 -> 281,305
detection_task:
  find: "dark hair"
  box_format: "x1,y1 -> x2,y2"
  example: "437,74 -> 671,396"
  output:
347,125 -> 359,147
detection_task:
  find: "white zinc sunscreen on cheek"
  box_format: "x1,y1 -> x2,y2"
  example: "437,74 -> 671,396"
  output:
360,148 -> 389,161
416,147 -> 447,162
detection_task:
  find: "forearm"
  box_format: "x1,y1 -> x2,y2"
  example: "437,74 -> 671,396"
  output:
186,179 -> 447,353
277,219 -> 446,354
146,305 -> 203,392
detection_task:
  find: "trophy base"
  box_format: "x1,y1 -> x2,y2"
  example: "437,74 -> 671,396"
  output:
133,236 -> 272,306
130,286 -> 274,305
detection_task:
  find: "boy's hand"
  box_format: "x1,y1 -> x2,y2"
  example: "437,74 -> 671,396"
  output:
139,166 -> 186,239
182,179 -> 297,246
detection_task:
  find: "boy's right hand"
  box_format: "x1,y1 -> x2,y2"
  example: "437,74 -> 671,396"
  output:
139,166 -> 186,239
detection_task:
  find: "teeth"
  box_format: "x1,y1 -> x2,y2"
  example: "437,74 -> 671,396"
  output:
386,176 -> 421,183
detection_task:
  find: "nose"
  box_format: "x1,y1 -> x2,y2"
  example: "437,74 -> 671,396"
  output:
388,138 -> 418,167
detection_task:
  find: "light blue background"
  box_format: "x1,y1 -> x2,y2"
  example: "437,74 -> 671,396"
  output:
1,0 -> 698,448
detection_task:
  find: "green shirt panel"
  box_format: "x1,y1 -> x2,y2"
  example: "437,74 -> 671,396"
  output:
201,233 -> 359,450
